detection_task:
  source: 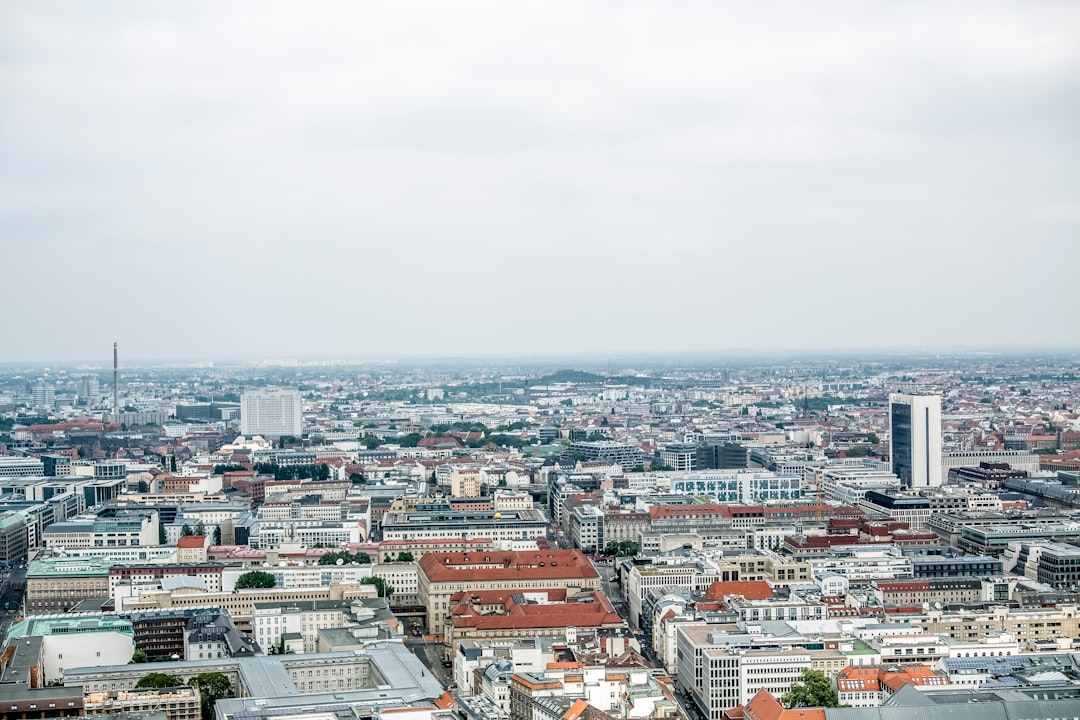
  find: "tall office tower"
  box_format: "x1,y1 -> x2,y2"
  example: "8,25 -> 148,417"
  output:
889,393 -> 942,488
32,381 -> 55,409
240,387 -> 303,438
78,375 -> 101,404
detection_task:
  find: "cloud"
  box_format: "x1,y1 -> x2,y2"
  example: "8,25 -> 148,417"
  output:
1,1 -> 1078,361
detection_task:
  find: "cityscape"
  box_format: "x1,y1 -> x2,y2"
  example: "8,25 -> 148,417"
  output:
3,1 -> 1079,719
0,350 -> 1077,719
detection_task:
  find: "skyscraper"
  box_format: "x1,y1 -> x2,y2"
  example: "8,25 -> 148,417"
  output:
240,387 -> 303,438
32,381 -> 55,409
78,375 -> 101,404
889,393 -> 942,488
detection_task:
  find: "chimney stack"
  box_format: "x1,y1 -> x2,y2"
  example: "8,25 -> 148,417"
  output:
113,342 -> 119,423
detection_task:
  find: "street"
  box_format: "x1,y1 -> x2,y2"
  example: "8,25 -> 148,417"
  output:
0,565 -> 26,640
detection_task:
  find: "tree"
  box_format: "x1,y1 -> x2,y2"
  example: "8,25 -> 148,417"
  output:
212,525 -> 222,545
349,472 -> 365,484
782,669 -> 841,708
361,576 -> 394,598
193,672 -> 232,719
181,524 -> 193,537
604,541 -> 639,558
135,672 -> 182,689
194,521 -> 206,537
396,551 -> 415,563
235,570 -> 276,589
130,650 -> 148,664
137,480 -> 149,493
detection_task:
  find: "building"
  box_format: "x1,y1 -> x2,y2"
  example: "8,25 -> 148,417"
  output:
240,387 -> 303,438
418,550 -> 602,637
26,556 -> 112,613
445,588 -> 624,652
660,443 -> 698,471
562,442 -> 646,470
0,511 -> 29,566
676,624 -> 813,715
571,505 -> 605,553
78,374 -> 102,403
84,686 -> 201,720
1035,542 -> 1080,589
5,614 -> 136,683
889,394 -> 942,489
381,509 -> 548,544
32,381 -> 55,410
697,441 -> 748,471
253,599 -> 369,654
42,512 -> 159,549
669,471 -> 802,504
0,457 -> 46,478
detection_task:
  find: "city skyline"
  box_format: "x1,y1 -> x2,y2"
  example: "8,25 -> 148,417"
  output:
2,2 -> 1077,362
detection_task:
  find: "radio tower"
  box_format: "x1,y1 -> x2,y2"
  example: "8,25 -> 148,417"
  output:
113,342 -> 119,423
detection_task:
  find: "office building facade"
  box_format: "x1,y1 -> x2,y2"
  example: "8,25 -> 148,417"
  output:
241,387 -> 303,438
889,393 -> 942,488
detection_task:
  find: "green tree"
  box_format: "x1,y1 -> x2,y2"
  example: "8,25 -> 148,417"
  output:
181,524 -> 193,537
845,445 -> 872,457
396,551 -> 415,563
361,576 -> 394,598
213,525 -> 222,545
193,521 -> 206,537
135,672 -> 183,688
158,522 -> 167,544
235,570 -> 276,589
782,669 -> 841,708
193,672 -> 232,720
137,480 -> 149,493
349,472 -> 365,483
604,541 -> 639,557
130,650 -> 148,664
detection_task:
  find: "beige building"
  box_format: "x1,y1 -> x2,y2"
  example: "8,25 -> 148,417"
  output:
450,468 -> 482,497
84,686 -> 201,720
122,584 -> 378,632
912,604 -> 1080,651
26,557 -> 111,614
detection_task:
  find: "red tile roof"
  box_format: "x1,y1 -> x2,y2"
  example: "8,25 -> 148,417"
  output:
705,581 -> 774,601
419,550 -> 600,584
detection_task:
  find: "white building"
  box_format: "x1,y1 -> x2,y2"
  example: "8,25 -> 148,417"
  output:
889,394 -> 942,488
241,387 -> 303,438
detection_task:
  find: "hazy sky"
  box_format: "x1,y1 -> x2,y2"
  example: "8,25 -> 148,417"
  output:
2,2 -> 1078,363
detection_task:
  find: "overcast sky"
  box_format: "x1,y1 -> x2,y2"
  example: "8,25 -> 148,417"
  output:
2,1 -> 1077,363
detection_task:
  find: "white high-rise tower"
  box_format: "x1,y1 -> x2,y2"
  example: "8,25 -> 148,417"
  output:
889,393 -> 942,488
240,387 -> 303,438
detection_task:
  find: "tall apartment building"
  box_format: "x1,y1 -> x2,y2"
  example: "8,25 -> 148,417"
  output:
32,381 -> 55,409
78,374 -> 102,403
241,387 -> 303,438
889,393 -> 942,488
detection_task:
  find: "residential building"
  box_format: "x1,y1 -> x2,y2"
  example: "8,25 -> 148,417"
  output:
240,387 -> 302,438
